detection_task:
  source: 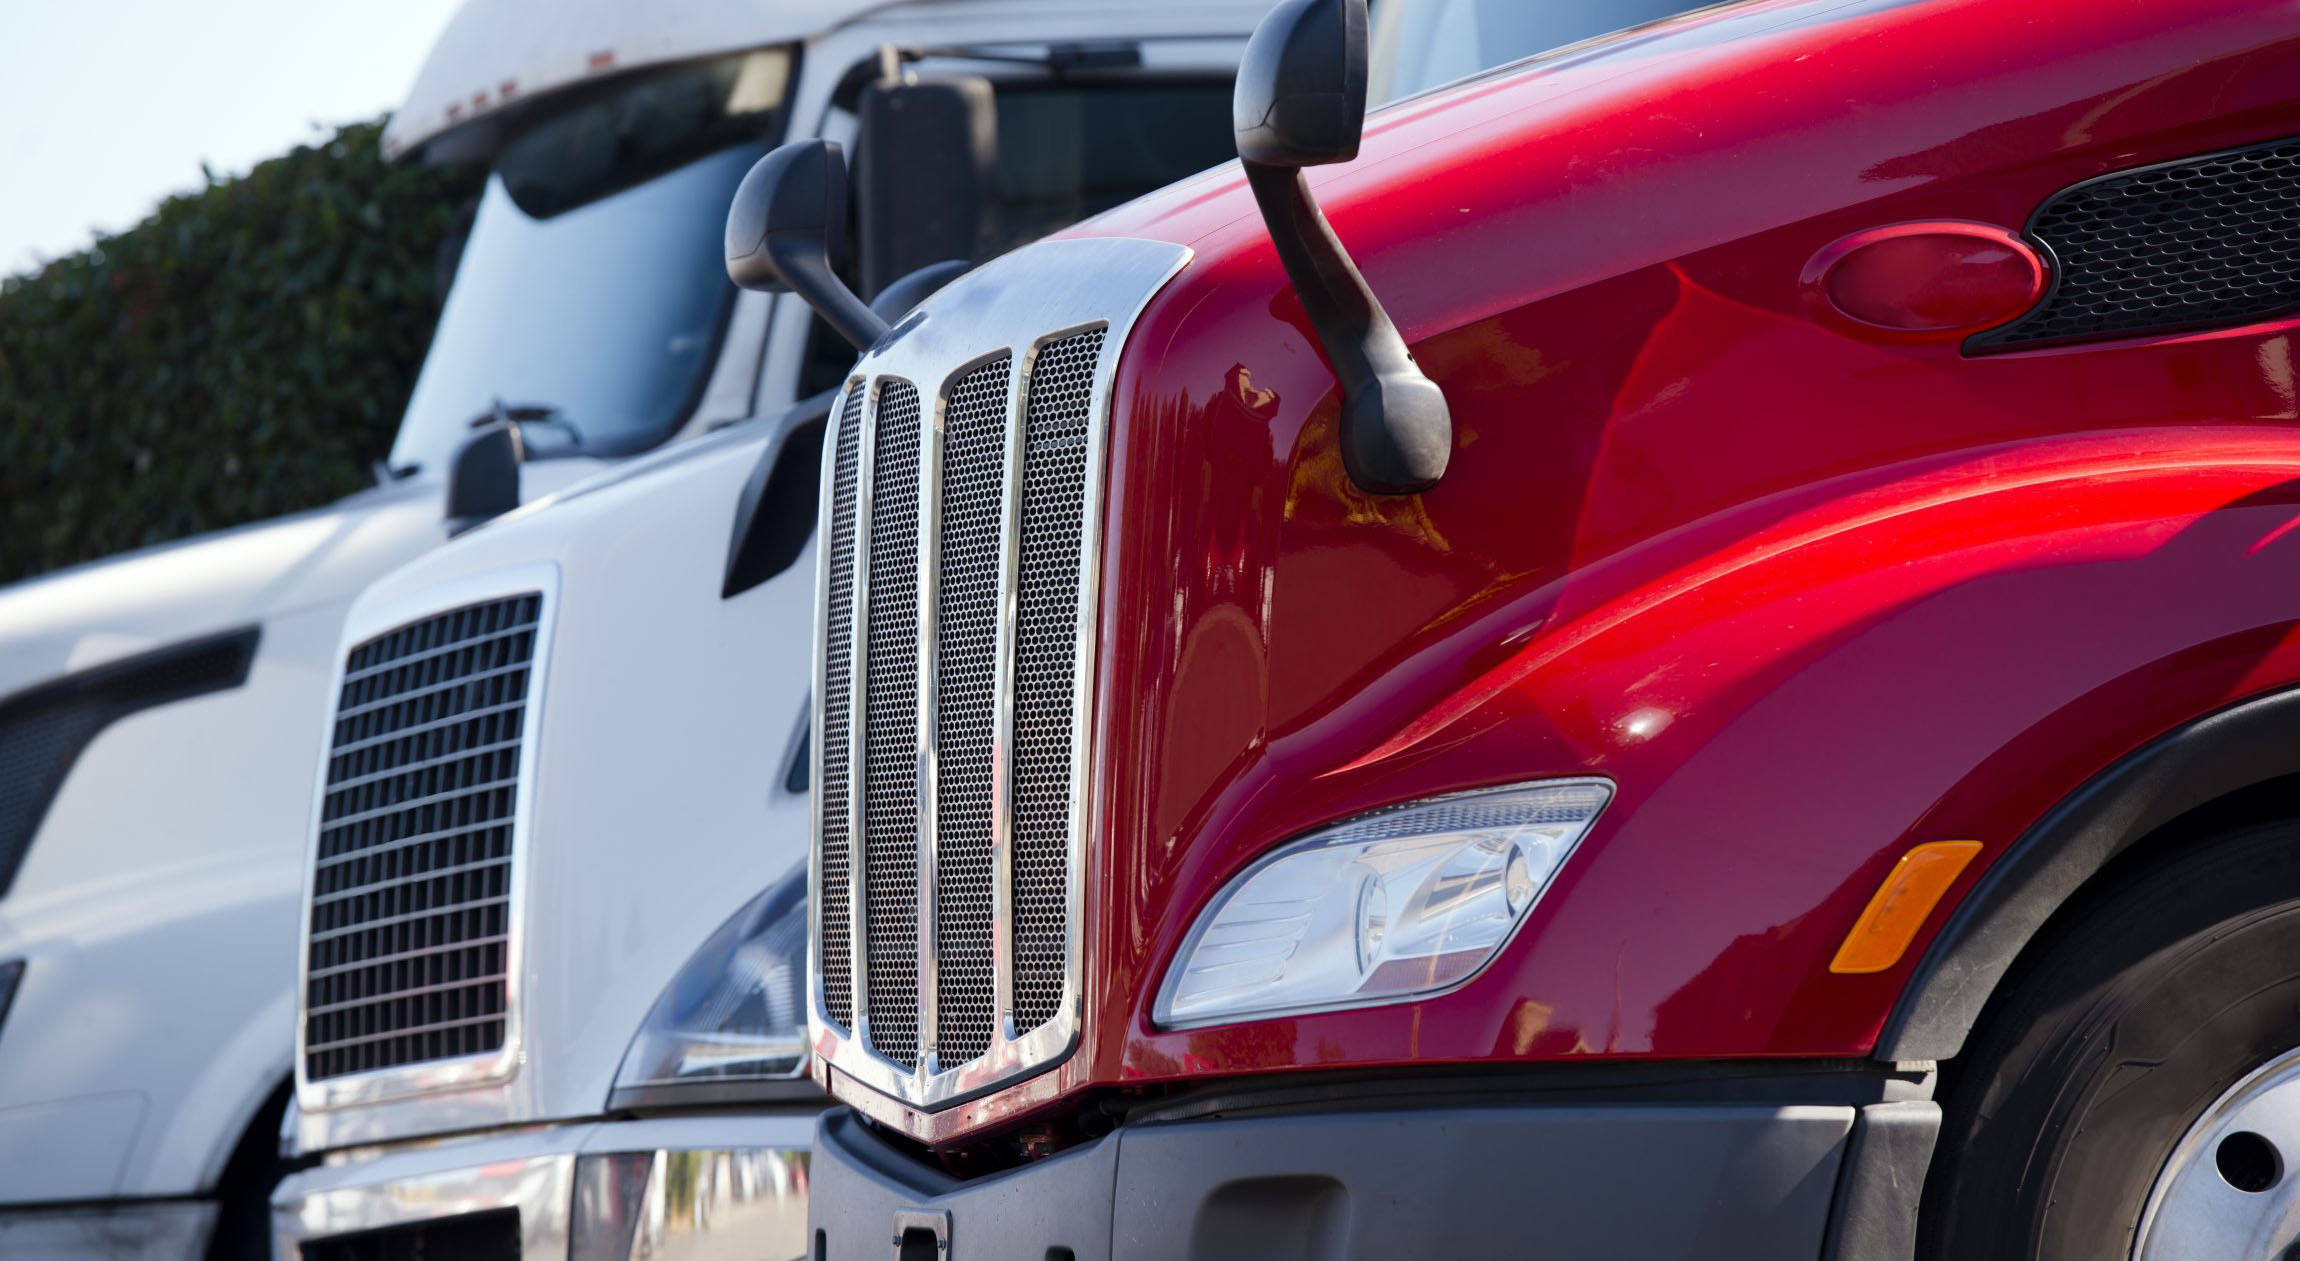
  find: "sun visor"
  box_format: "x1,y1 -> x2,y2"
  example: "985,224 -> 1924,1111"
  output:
384,0 -> 893,163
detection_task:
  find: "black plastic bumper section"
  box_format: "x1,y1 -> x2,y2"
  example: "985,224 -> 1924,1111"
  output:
810,1093 -> 1932,1260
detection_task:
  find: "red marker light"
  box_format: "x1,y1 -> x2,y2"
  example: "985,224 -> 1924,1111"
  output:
1805,221 -> 2047,341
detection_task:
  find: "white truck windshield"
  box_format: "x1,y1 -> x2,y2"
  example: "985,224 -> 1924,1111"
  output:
388,50 -> 793,473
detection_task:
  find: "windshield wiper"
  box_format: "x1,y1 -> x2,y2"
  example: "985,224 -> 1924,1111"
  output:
467,399 -> 586,456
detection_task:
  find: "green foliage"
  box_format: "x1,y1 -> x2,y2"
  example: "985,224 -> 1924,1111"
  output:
0,117 -> 481,584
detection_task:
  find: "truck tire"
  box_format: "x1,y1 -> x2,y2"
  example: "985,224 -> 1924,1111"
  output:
1920,821 -> 2300,1259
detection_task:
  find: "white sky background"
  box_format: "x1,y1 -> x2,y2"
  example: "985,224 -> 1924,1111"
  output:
0,0 -> 462,277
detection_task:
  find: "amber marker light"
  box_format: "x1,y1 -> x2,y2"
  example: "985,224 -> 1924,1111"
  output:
1830,840 -> 1985,974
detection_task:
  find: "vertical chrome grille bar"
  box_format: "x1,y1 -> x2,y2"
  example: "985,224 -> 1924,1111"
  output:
988,354 -> 1028,1041
815,381 -> 865,1033
913,383 -> 945,1074
843,382 -> 879,1051
861,380 -> 925,1070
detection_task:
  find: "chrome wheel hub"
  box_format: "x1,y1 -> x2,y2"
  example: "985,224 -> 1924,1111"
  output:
2136,1048 -> 2300,1260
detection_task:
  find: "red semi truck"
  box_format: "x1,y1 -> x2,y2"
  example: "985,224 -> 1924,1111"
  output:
731,0 -> 2300,1254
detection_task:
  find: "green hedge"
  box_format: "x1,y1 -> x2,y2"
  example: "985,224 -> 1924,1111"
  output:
0,118 -> 481,585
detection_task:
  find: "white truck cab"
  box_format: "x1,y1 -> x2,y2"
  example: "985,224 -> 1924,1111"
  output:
0,2 -> 1266,1258
266,3 -> 1278,1259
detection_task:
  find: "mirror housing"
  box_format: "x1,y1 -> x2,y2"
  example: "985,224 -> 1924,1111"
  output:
1234,0 -> 1451,495
444,422 -> 523,531
724,141 -> 890,352
1234,0 -> 1368,167
855,75 -> 996,301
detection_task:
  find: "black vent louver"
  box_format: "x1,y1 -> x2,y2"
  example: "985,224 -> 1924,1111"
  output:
0,627 -> 258,897
1974,134 -> 2300,351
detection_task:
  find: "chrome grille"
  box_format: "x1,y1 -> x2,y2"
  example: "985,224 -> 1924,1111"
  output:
933,356 -> 1013,1065
303,594 -> 539,1082
808,236 -> 1188,1111
1011,329 -> 1104,1030
818,383 -> 865,1032
861,379 -> 924,1070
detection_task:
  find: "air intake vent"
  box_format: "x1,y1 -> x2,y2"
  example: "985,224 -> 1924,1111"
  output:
302,594 -> 540,1083
1974,134 -> 2300,350
816,332 -> 1108,1086
806,235 -> 1186,1113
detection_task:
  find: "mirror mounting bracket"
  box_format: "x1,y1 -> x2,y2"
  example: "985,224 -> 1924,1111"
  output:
1234,0 -> 1451,495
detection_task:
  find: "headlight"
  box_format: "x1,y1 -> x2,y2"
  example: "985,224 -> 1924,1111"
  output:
612,869 -> 808,1103
1153,779 -> 1612,1029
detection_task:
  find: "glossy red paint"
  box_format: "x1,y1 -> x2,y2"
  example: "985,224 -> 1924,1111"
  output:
1804,221 -> 2046,340
867,0 -> 2300,1143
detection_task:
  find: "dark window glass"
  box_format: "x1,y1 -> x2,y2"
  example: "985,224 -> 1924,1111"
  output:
797,76 -> 1236,397
388,50 -> 794,473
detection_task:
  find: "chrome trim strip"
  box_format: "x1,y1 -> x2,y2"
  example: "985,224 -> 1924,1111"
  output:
846,382 -> 880,1056
805,237 -> 1192,1111
294,563 -> 559,1114
914,377 -> 946,1074
989,351 -> 1027,1040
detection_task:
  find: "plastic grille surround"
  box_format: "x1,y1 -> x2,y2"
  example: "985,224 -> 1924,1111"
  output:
302,594 -> 538,1082
1974,134 -> 2300,350
1010,329 -> 1105,1033
934,357 -> 1014,1065
862,379 -> 925,1070
818,382 -> 865,1033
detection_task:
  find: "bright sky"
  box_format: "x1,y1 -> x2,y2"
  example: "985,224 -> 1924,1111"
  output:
0,0 -> 462,277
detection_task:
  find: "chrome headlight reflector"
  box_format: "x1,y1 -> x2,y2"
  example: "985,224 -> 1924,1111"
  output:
612,869 -> 808,1102
1153,780 -> 1612,1029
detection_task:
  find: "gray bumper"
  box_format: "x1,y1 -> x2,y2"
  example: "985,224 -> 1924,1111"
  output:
812,1101 -> 1860,1260
272,1112 -> 815,1261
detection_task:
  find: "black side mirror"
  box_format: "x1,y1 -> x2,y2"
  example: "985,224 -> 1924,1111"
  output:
856,75 -> 996,301
725,141 -> 890,352
1236,0 -> 1451,495
444,422 -> 523,531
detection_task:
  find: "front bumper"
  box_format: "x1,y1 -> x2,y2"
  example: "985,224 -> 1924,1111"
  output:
811,1096 -> 1880,1260
272,1111 -> 816,1261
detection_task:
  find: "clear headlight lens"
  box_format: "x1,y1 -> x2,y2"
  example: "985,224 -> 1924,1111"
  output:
614,868 -> 807,1094
1154,779 -> 1612,1029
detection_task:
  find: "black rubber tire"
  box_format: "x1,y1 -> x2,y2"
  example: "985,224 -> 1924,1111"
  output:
1921,821 -> 2300,1259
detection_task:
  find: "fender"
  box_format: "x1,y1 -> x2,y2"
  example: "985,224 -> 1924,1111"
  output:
1880,683 -> 2300,1062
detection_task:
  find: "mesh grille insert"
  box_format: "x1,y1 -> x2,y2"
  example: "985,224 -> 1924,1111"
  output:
303,593 -> 539,1082
934,357 -> 1013,1065
1976,134 -> 2300,350
1010,329 -> 1104,1033
818,382 -> 865,1032
861,379 -> 924,1070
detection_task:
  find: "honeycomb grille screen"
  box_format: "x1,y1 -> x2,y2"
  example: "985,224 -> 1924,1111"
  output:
817,329 -> 1104,1082
1010,330 -> 1104,1032
861,379 -> 925,1071
934,357 -> 1014,1066
817,382 -> 865,1033
302,594 -> 539,1082
1976,134 -> 2300,350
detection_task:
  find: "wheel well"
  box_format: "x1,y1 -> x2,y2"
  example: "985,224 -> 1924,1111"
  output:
1879,684 -> 2300,1062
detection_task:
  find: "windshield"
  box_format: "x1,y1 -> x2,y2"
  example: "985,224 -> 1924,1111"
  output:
1369,0 -> 1713,103
389,50 -> 793,473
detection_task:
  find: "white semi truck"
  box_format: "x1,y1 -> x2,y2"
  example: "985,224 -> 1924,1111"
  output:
0,1 -> 1270,1257
260,4 -> 1285,1260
